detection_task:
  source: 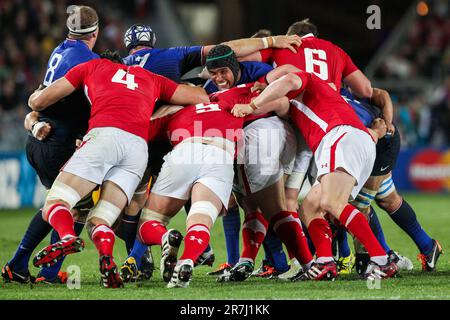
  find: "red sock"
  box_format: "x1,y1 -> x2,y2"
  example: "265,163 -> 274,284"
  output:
179,224 -> 210,261
92,224 -> 115,256
241,211 -> 268,262
139,220 -> 167,245
308,218 -> 333,262
287,211 -> 301,260
271,211 -> 314,265
339,204 -> 386,257
46,204 -> 75,239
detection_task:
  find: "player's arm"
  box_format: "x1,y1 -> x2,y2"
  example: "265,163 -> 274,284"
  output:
232,72 -> 303,117
367,118 -> 388,144
203,35 -> 301,59
151,105 -> 183,120
24,111 -> 52,141
169,84 -> 210,105
28,77 -> 76,111
343,70 -> 372,98
370,88 -> 395,135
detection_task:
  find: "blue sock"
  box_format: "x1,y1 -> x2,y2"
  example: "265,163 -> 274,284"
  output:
39,221 -> 85,280
9,210 -> 52,273
120,213 -> 140,255
388,199 -> 434,254
369,207 -> 391,253
302,221 -> 316,255
222,206 -> 241,265
129,238 -> 148,269
262,230 -> 289,273
336,226 -> 351,257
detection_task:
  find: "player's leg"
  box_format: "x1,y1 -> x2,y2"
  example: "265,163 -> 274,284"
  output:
33,171 -> 97,269
251,179 -> 315,276
86,180 -> 129,288
2,138 -> 74,283
35,202 -> 89,284
375,174 -> 441,271
168,183 -> 224,288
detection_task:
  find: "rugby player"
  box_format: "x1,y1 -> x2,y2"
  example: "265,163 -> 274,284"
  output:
231,69 -> 399,280
28,52 -> 208,288
2,5 -> 99,285
120,25 -> 301,278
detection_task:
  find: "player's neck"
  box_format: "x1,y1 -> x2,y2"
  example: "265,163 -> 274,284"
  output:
131,46 -> 153,54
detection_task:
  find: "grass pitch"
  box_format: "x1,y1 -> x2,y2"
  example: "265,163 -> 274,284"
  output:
0,193 -> 449,300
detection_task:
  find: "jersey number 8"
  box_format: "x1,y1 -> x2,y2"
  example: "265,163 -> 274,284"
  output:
43,53 -> 63,86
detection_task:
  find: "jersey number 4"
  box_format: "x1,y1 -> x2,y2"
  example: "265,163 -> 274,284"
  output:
304,48 -> 328,81
112,69 -> 139,90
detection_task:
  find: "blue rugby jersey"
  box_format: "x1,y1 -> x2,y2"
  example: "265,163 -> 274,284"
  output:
340,87 -> 382,127
123,46 -> 203,82
39,39 -> 99,143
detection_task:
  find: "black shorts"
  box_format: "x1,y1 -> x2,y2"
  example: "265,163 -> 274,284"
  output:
371,125 -> 401,176
25,135 -> 76,189
147,140 -> 173,176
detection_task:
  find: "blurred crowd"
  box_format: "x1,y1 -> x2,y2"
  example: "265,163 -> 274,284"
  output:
376,0 -> 449,147
0,0 -> 448,151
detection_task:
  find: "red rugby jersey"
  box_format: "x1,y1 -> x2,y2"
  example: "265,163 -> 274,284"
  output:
287,71 -> 372,152
65,58 -> 178,141
260,34 -> 358,91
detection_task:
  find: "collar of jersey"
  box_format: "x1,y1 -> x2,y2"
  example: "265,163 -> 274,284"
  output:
301,33 -> 315,39
133,47 -> 153,55
64,38 -> 90,50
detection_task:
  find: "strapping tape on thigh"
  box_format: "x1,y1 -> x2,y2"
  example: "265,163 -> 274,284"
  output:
188,201 -> 219,224
87,200 -> 122,227
141,208 -> 171,226
46,180 -> 82,210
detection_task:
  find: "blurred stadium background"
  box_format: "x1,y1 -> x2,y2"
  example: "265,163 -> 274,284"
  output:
0,0 -> 448,208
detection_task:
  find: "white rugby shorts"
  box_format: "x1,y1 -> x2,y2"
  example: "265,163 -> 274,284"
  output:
314,125 -> 376,199
62,127 -> 148,203
237,116 -> 296,195
151,138 -> 234,209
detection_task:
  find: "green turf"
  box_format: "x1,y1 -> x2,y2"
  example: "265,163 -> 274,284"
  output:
0,193 -> 449,300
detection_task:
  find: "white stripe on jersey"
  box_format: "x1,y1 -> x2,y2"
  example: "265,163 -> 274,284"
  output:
290,100 -> 328,132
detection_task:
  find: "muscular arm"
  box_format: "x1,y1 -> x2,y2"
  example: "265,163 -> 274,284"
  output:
343,70 -> 373,98
231,73 -> 302,117
169,84 -> 210,105
202,35 -> 301,59
28,77 -> 76,111
265,64 -> 301,83
370,88 -> 395,134
251,73 -> 302,115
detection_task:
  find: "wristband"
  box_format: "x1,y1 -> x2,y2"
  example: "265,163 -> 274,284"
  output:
262,37 -> 269,49
31,121 -> 46,138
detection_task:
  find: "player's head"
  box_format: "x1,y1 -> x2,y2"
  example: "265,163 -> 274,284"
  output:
206,44 -> 240,90
66,5 -> 99,47
287,18 -> 318,37
124,24 -> 157,52
251,29 -> 272,38
100,50 -> 124,64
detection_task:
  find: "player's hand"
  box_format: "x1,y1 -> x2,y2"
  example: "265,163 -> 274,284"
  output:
272,35 -> 302,53
75,139 -> 82,147
231,104 -> 253,117
371,118 -> 387,138
32,122 -> 51,141
251,81 -> 267,93
386,121 -> 395,136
